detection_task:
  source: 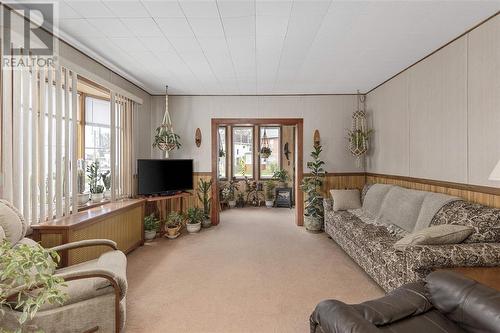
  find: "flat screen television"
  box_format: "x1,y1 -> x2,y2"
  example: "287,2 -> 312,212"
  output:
137,159 -> 193,195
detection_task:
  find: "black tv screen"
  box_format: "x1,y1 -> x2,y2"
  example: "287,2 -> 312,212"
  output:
137,159 -> 193,195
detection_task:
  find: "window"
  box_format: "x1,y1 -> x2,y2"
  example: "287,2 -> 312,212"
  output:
259,126 -> 281,178
218,126 -> 227,179
84,97 -> 111,175
232,127 -> 253,178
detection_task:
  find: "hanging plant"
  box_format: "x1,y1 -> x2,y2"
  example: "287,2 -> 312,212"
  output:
347,92 -> 373,167
152,85 -> 181,154
218,148 -> 225,158
260,146 -> 272,159
152,125 -> 181,151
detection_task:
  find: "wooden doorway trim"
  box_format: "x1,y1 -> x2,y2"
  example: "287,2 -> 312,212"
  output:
211,118 -> 304,226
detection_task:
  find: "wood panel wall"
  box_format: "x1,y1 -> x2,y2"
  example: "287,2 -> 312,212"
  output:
320,173 -> 366,197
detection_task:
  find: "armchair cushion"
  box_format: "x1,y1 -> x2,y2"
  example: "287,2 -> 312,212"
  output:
0,199 -> 27,244
94,250 -> 128,297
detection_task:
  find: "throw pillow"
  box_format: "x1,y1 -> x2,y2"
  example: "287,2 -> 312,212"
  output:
330,189 -> 361,211
394,224 -> 474,251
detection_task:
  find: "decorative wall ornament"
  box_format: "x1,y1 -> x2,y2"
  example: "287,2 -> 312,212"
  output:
152,85 -> 181,158
313,129 -> 320,148
347,91 -> 373,168
195,128 -> 202,147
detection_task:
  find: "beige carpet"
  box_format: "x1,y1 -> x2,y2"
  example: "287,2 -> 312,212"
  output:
126,207 -> 383,333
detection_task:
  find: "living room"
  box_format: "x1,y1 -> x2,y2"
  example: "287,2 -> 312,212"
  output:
0,1 -> 499,332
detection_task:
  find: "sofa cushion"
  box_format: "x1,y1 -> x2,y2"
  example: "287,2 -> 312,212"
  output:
431,200 -> 500,243
362,184 -> 393,217
330,189 -> 361,211
394,225 -> 474,251
379,187 -> 426,232
0,200 -> 27,244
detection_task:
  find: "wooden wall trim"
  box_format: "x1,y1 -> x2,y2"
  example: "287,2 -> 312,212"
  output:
366,173 -> 500,196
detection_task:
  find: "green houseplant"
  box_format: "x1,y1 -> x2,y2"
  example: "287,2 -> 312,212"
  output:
272,169 -> 290,187
0,240 -> 67,332
86,160 -> 104,203
144,214 -> 160,240
197,179 -> 212,227
300,144 -> 326,232
264,180 -> 276,208
186,207 -> 204,233
165,211 -> 184,238
225,178 -> 239,208
152,126 -> 181,152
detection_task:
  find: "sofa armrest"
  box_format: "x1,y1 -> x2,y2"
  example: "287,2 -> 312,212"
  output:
353,282 -> 432,325
323,198 -> 333,212
310,282 -> 432,333
310,300 -> 380,333
50,239 -> 118,252
404,243 -> 500,274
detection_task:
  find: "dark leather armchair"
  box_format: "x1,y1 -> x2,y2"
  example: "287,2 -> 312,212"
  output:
310,271 -> 500,333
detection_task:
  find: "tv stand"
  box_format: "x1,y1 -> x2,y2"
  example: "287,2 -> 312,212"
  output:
142,192 -> 192,233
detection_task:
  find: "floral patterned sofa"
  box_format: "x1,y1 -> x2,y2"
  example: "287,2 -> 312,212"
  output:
324,184 -> 500,292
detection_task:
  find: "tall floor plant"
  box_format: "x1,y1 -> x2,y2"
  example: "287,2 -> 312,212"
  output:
300,144 -> 326,232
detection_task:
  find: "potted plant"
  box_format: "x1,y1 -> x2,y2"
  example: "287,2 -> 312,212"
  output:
197,178 -> 212,227
165,211 -> 184,238
264,180 -> 276,208
0,240 -> 67,332
226,178 -> 239,208
144,214 -> 160,240
236,192 -> 245,208
77,159 -> 89,206
186,207 -> 204,233
300,145 -> 326,232
272,169 -> 290,187
152,125 -> 182,152
87,160 -> 104,203
260,146 -> 272,159
101,170 -> 111,199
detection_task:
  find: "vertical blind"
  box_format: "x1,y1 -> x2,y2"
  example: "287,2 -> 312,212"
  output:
1,59 -> 137,225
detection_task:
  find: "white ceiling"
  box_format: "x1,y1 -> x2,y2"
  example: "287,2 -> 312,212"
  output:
52,0 -> 500,95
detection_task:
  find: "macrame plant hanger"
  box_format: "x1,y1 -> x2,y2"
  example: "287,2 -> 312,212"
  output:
153,85 -> 181,158
348,90 -> 370,168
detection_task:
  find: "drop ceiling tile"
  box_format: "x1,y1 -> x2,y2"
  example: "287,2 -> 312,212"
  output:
156,18 -> 194,38
59,18 -> 102,36
256,1 -> 293,17
179,1 -> 219,18
188,18 -> 224,37
87,18 -> 131,37
102,1 -> 150,18
222,16 -> 255,37
217,1 -> 255,18
59,1 -> 82,19
121,18 -> 163,37
64,1 -> 115,18
140,37 -> 175,53
256,16 -> 289,36
141,1 -> 185,18
109,37 -> 146,52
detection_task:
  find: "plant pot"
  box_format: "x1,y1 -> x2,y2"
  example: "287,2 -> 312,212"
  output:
187,222 -> 202,233
144,230 -> 157,241
77,193 -> 90,206
202,218 -> 212,228
265,200 -> 274,208
165,224 -> 181,237
91,193 -> 104,203
228,200 -> 236,208
104,189 -> 111,199
278,182 -> 287,188
304,215 -> 323,233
